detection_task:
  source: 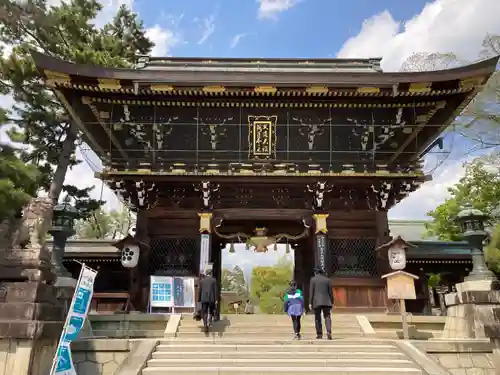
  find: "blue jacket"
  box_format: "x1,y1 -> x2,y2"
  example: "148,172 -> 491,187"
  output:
283,289 -> 304,316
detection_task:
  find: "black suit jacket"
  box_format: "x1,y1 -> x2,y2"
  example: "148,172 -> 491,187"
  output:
198,275 -> 218,303
309,274 -> 334,308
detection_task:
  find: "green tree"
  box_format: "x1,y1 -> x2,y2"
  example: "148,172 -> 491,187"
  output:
0,110 -> 39,220
221,266 -> 249,297
74,206 -> 133,239
250,256 -> 293,314
426,157 -> 500,241
426,157 -> 500,271
0,1 -> 154,213
485,224 -> 500,274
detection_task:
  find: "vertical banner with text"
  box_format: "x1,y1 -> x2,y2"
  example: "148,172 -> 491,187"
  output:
315,234 -> 329,276
199,234 -> 211,274
50,264 -> 98,375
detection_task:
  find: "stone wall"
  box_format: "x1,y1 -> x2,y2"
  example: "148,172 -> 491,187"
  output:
0,338 -> 57,375
415,340 -> 497,375
430,353 -> 496,375
70,339 -> 131,375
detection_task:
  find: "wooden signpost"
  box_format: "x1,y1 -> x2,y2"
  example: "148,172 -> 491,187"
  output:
381,270 -> 419,339
376,236 -> 419,340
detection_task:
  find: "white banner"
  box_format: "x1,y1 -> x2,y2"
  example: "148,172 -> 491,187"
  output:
199,234 -> 210,274
150,276 -> 174,308
50,264 -> 98,375
173,277 -> 195,308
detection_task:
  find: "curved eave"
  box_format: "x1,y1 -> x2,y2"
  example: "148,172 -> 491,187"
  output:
31,51 -> 499,96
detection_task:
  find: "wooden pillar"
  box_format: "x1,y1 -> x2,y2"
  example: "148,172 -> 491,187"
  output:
312,213 -> 330,276
198,213 -> 213,276
298,238 -> 314,312
375,211 -> 392,275
135,210 -> 150,312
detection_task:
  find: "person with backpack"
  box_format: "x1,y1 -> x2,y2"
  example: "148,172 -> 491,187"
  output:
283,280 -> 305,340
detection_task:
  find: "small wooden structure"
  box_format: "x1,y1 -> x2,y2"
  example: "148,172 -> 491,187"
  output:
33,51 -> 498,312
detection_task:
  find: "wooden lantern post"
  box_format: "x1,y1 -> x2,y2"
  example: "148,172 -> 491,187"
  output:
377,236 -> 419,339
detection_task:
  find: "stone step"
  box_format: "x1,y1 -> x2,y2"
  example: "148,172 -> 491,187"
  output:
180,322 -> 362,329
178,324 -> 362,335
146,358 -> 416,368
156,343 -> 402,353
158,339 -> 395,347
152,351 -> 406,359
142,366 -> 423,374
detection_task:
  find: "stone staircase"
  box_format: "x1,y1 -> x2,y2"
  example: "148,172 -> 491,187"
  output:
141,338 -> 426,374
139,315 -> 426,374
176,313 -> 364,339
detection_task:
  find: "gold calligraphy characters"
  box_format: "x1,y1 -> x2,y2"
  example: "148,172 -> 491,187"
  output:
248,115 -> 277,160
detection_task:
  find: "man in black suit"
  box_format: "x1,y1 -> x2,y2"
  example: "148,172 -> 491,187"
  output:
309,267 -> 334,340
197,269 -> 218,334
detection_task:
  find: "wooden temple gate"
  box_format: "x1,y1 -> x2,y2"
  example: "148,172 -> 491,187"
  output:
32,52 -> 498,312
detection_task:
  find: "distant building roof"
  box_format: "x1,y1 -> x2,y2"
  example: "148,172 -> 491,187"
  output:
136,56 -> 384,73
388,220 -> 436,241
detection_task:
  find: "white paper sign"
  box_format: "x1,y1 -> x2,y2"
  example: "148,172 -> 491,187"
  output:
199,234 -> 210,274
388,246 -> 407,270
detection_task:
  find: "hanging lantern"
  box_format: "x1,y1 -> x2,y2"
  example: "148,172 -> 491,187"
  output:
273,242 -> 278,251
285,242 -> 290,254
229,242 -> 235,253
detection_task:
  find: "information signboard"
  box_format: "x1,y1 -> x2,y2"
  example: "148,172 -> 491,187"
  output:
150,276 -> 174,308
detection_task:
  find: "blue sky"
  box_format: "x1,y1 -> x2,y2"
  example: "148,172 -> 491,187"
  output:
132,0 -> 429,60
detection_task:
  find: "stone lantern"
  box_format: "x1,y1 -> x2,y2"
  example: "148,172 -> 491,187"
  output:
48,198 -> 79,281
456,204 -> 497,282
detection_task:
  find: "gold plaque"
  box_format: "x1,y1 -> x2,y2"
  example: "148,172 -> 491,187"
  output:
198,213 -> 213,233
248,115 -> 277,160
312,214 -> 329,234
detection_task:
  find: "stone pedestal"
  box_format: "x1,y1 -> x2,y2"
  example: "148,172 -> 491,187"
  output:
484,320 -> 500,373
439,280 -> 500,340
0,246 -> 65,374
55,276 -> 77,316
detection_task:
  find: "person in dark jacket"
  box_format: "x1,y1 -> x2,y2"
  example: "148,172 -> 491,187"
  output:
309,267 -> 334,340
197,269 -> 218,333
284,280 -> 305,339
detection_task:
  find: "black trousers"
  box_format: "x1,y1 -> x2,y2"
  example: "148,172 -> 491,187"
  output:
291,315 -> 301,334
201,302 -> 215,328
314,306 -> 332,335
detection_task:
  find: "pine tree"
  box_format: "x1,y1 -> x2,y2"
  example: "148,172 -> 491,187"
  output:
0,0 -> 154,217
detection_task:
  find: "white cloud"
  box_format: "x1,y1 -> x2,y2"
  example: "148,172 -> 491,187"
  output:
64,147 -> 122,212
197,14 -> 216,45
337,0 -> 500,71
389,159 -> 466,220
146,25 -> 182,56
337,0 -> 500,219
230,33 -> 248,49
257,0 -> 298,20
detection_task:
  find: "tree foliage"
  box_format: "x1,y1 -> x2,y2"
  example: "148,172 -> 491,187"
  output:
74,206 -> 134,239
0,0 -> 154,217
426,157 -> 500,240
400,35 -> 500,157
221,265 -> 249,298
425,157 -> 500,271
399,52 -> 465,72
250,256 -> 293,314
485,224 -> 500,274
0,109 -> 39,219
